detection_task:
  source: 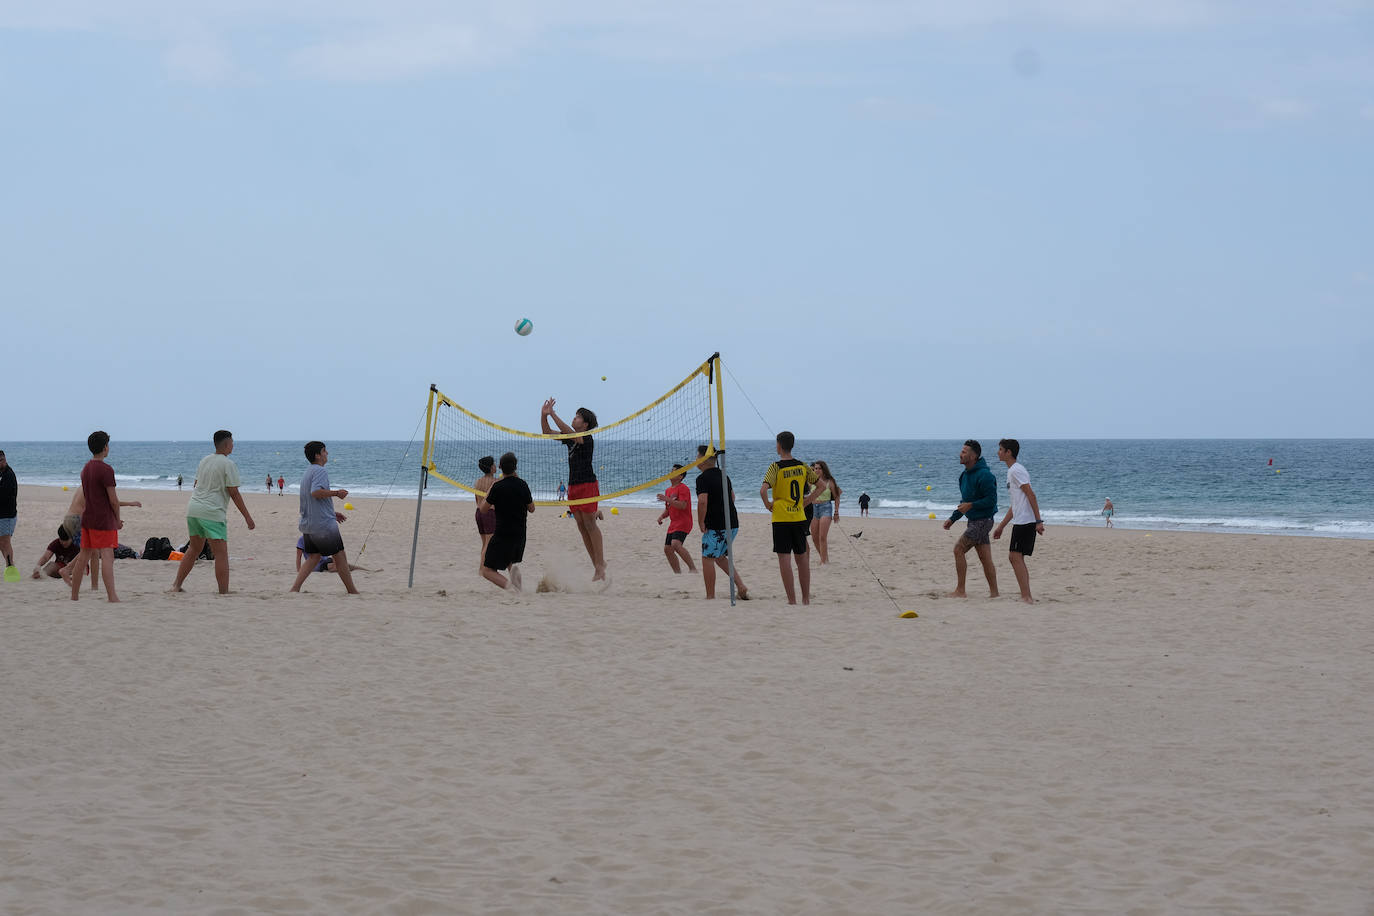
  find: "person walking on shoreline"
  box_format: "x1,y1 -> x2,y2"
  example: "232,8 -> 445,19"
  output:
942,439 -> 999,599
1102,497 -> 1114,528
992,438 -> 1044,604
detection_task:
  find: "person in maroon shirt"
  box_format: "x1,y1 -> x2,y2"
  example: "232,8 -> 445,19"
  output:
31,527 -> 80,579
69,431 -> 140,602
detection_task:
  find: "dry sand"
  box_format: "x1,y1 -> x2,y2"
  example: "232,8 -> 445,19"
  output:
3,484 -> 1372,914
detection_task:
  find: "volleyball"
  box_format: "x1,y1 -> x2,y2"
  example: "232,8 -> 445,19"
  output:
514,318 -> 533,336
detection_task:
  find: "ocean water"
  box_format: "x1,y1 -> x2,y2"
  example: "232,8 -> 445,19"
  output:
3,439 -> 1371,539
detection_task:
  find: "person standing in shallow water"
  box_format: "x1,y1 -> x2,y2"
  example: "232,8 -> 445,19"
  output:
1102,497 -> 1114,528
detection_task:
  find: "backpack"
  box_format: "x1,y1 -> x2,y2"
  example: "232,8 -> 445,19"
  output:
142,537 -> 173,561
180,540 -> 214,561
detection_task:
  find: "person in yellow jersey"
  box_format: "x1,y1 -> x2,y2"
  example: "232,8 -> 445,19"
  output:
760,430 -> 820,605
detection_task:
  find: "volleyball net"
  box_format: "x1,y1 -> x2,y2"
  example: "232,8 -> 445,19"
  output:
408,352 -> 728,586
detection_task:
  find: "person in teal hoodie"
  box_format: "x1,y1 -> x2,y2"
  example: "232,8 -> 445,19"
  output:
942,439 -> 1000,598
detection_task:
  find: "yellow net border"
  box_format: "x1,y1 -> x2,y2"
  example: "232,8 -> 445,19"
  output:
420,353 -> 724,507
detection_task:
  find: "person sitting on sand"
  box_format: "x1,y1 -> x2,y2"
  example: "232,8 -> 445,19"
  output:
31,526 -> 80,579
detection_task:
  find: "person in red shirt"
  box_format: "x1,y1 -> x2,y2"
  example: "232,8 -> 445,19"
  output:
656,463 -> 697,574
277,475 -> 285,495
70,431 -> 140,602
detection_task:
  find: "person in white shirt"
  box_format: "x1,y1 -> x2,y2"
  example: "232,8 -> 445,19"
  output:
992,438 -> 1045,604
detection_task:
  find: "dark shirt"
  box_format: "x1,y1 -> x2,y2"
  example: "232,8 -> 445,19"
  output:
80,459 -> 119,530
858,493 -> 870,508
695,467 -> 739,531
485,475 -> 533,538
563,436 -> 596,485
0,465 -> 16,518
46,539 -> 80,565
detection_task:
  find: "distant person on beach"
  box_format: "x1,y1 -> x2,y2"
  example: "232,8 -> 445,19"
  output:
858,492 -> 871,517
809,460 -> 841,565
31,526 -> 79,579
266,474 -> 273,493
1102,498 -> 1114,528
177,474 -> 183,490
170,430 -> 255,595
761,431 -> 819,605
542,398 -> 605,582
474,455 -> 498,571
656,463 -> 697,574
0,449 -> 16,568
277,475 -> 285,495
696,445 -> 748,600
558,480 -> 566,502
481,452 -> 534,591
992,438 -> 1045,604
290,441 -> 359,594
942,439 -> 999,599
70,431 -> 142,602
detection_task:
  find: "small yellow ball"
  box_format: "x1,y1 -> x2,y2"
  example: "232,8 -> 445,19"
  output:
610,507 -> 619,515
925,485 -> 932,491
928,512 -> 936,519
62,486 -> 69,491
343,502 -> 355,510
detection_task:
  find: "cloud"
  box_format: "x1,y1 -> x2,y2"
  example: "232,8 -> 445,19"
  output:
1,0 -> 1370,81
289,24 -> 488,81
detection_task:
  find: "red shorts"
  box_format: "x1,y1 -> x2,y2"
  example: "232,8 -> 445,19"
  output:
82,528 -> 119,550
567,481 -> 600,514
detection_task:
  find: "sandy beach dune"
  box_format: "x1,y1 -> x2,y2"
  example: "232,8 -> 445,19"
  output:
3,484 -> 1372,914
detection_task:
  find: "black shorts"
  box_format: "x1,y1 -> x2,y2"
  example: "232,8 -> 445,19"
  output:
484,532 -> 526,571
772,520 -> 809,555
1009,522 -> 1037,556
301,530 -> 345,558
664,530 -> 689,546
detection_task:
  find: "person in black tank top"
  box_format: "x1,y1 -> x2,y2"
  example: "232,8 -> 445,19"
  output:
541,398 -> 607,582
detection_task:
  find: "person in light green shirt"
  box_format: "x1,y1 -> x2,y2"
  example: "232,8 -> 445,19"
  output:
170,430 -> 255,594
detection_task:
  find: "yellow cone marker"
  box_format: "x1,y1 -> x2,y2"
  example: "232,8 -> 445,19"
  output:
929,512 -> 936,519
899,610 -> 918,618
610,507 -> 619,515
62,486 -> 69,491
926,485 -> 932,491
343,502 -> 355,510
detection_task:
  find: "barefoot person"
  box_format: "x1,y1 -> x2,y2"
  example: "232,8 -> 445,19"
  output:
473,456 -> 498,571
541,398 -> 606,582
761,431 -> 818,605
70,431 -> 141,602
808,460 -> 841,565
480,452 -> 535,591
942,439 -> 999,599
30,526 -> 79,579
170,430 -> 255,594
1102,497 -> 1114,528
656,463 -> 697,574
695,446 -> 748,600
992,438 -> 1045,604
289,441 -> 359,594
0,449 -> 16,569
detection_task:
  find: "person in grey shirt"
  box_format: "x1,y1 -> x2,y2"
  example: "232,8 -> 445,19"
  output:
289,441 -> 359,594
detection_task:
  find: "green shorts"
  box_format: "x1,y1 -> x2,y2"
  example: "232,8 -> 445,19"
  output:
187,517 -> 228,541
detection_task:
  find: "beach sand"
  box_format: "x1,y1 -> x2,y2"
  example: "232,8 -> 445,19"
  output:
3,484 -> 1372,914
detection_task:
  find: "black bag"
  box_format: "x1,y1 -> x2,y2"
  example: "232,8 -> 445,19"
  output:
143,537 -> 171,560
113,545 -> 139,559
180,540 -> 214,561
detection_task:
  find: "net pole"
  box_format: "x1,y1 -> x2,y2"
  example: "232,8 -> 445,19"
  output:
711,353 -> 737,607
409,386 -> 437,589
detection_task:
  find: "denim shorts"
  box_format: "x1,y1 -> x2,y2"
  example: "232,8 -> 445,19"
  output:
812,501 -> 833,518
0,516 -> 15,537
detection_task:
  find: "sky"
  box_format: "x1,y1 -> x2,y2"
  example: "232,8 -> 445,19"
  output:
2,0 -> 1371,441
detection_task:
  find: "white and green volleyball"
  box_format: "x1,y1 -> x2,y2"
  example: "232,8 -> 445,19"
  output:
514,318 -> 533,336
